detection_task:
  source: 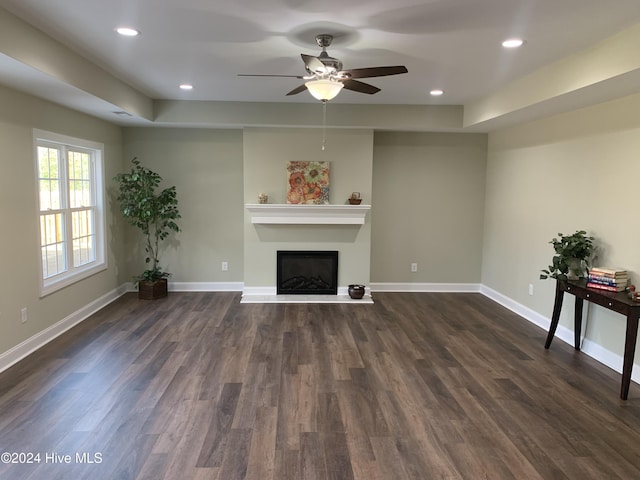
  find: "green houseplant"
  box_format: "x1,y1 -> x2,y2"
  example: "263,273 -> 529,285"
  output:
540,230 -> 594,281
114,158 -> 181,298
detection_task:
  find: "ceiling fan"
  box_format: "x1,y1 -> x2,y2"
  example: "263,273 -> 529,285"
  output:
238,34 -> 408,101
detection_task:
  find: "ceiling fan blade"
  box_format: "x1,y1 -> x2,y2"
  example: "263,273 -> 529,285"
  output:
286,84 -> 308,96
301,54 -> 327,75
341,79 -> 381,95
341,66 -> 408,79
238,74 -> 304,78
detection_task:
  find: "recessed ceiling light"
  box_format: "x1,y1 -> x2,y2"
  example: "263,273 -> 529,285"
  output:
430,89 -> 444,96
502,38 -> 524,48
179,84 -> 194,91
116,27 -> 140,37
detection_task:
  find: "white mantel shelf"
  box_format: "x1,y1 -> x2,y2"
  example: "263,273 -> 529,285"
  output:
246,203 -> 371,225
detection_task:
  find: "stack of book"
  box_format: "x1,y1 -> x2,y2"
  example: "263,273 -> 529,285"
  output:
587,267 -> 628,292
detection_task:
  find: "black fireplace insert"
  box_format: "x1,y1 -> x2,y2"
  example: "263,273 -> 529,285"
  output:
277,250 -> 338,295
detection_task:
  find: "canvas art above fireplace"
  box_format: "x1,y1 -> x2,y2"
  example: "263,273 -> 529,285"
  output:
286,161 -> 330,204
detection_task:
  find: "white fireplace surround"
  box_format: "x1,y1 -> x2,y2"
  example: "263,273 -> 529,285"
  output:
243,203 -> 373,302
245,203 -> 371,225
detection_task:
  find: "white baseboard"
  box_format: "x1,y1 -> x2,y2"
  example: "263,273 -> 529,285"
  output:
0,284 -> 128,374
480,284 -> 636,383
170,282 -> 244,292
480,285 -> 553,332
124,281 -> 244,292
1,282 -> 243,374
371,282 -> 481,292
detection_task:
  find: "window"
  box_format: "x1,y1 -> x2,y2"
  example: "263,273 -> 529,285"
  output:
34,130 -> 106,296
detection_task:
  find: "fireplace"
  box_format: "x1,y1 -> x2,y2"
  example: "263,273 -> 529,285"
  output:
277,250 -> 338,295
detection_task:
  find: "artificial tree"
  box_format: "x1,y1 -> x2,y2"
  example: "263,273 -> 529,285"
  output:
113,157 -> 181,298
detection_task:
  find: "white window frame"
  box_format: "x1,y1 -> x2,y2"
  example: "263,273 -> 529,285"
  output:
34,130 -> 107,297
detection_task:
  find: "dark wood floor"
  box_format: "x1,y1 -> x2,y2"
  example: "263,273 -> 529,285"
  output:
1,292 -> 640,479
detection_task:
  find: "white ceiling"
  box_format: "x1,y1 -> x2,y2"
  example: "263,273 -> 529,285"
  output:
1,0 -> 640,127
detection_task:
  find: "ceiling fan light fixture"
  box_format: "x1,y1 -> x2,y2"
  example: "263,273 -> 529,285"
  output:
502,38 -> 524,48
305,79 -> 344,101
115,27 -> 140,37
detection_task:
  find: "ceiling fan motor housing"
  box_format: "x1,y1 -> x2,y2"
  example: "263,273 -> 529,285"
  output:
315,34 -> 334,48
318,52 -> 342,73
314,35 -> 343,73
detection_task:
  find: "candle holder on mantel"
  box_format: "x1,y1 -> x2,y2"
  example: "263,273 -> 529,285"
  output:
258,193 -> 268,204
348,192 -> 362,205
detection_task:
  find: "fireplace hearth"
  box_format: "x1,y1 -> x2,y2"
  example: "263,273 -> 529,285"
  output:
277,250 -> 338,295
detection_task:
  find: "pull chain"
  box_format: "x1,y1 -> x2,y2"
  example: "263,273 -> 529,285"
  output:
321,100 -> 327,151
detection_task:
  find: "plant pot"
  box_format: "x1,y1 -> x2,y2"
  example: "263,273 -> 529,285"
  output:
348,284 -> 366,299
138,278 -> 168,300
567,258 -> 583,280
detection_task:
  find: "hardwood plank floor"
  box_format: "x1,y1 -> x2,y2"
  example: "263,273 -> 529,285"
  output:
2,291 -> 640,479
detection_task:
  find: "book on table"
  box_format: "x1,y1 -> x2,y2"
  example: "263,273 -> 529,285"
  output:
589,267 -> 627,277
588,274 -> 628,286
586,282 -> 627,292
587,267 -> 628,291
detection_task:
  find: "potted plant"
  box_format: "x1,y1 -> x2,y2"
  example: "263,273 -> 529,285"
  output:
540,230 -> 594,281
113,157 -> 181,299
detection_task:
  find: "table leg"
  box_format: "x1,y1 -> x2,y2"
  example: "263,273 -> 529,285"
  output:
545,282 -> 565,349
621,315 -> 639,400
574,297 -> 584,350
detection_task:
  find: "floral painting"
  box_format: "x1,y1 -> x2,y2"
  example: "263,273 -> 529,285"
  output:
286,161 -> 330,204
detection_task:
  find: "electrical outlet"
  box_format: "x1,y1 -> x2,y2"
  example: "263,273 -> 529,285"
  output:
411,263 -> 418,273
221,261 -> 229,271
21,307 -> 27,324
528,283 -> 534,296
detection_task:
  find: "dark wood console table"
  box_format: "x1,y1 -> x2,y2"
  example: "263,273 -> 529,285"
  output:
545,279 -> 640,400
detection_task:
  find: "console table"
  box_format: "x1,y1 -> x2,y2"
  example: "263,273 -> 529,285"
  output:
545,279 -> 640,400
